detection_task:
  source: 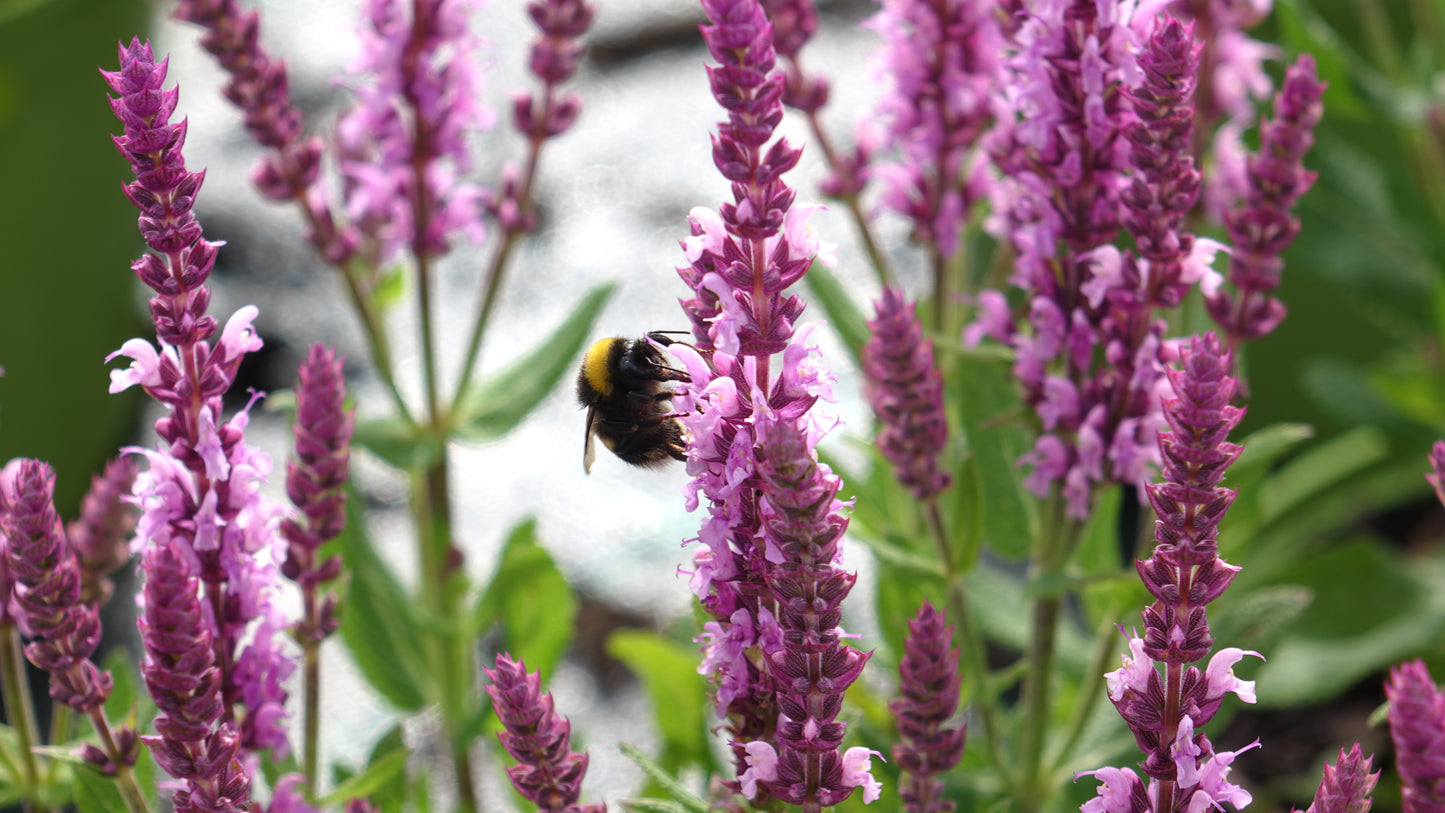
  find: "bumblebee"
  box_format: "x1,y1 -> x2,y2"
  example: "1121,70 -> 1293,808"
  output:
576,332 -> 691,473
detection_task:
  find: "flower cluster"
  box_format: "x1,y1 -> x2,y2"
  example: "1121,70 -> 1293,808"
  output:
867,0 -> 999,258
892,602 -> 966,813
1205,55 -> 1325,344
336,0 -> 492,262
1080,334 -> 1261,813
672,1 -> 877,809
1297,745 -> 1376,813
970,11 -> 1226,519
484,654 -> 604,813
1386,660 -> 1445,811
862,288 -> 951,500
1,460 -> 113,712
103,37 -> 292,796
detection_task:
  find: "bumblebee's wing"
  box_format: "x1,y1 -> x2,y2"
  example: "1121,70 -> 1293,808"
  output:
583,404 -> 598,474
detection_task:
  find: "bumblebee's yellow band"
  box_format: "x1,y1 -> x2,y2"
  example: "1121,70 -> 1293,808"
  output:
582,338 -> 618,399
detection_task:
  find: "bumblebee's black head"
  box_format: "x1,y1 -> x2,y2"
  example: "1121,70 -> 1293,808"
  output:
577,336 -> 691,473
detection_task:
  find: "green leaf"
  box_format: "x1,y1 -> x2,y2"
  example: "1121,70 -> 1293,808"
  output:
352,416 -> 443,472
1209,585 -> 1314,660
1256,541 -> 1445,707
618,743 -> 710,813
803,263 -> 869,368
954,355 -> 1035,558
474,517 -> 577,680
374,263 -> 408,311
1259,426 -> 1390,526
621,799 -> 693,813
455,282 -> 615,440
607,631 -> 713,772
338,484 -> 433,711
73,764 -> 122,813
316,750 -> 409,808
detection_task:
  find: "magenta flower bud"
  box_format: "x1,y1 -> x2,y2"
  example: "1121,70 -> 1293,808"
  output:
65,457 -> 138,607
1300,744 -> 1376,813
1207,55 -> 1325,343
1,460 -> 114,712
863,288 -> 951,500
892,602 -> 965,813
484,654 -> 604,813
139,541 -> 253,812
1387,660 -> 1445,813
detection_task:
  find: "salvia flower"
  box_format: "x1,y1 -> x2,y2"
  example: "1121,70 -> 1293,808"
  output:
0,459 -> 113,712
760,0 -> 827,113
1298,744 -> 1376,813
866,0 -> 999,258
1386,660 -> 1445,813
282,343 -> 354,644
891,601 -> 966,813
484,653 -> 605,813
1081,334 -> 1261,813
174,0 -> 357,263
672,2 -> 876,809
862,288 -> 951,499
336,0 -> 492,261
65,456 -> 139,607
103,37 -> 293,767
1205,55 -> 1325,344
139,541 -> 252,813
974,9 -> 1224,519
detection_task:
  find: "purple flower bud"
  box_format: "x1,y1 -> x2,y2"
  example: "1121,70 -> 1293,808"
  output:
1300,744 -> 1376,813
281,344 -> 353,628
1206,55 -> 1325,343
139,542 -> 253,811
1,460 -> 114,712
66,457 -> 138,607
892,602 -> 965,813
173,0 -> 356,262
1387,660 -> 1445,813
484,654 -> 604,813
863,289 -> 951,500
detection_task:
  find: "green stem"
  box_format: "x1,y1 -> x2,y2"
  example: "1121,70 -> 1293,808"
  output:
800,109 -> 897,287
924,498 -> 1006,778
301,632 -> 321,789
85,708 -> 153,813
1015,490 -> 1082,813
44,705 -> 72,784
1,621 -> 42,799
1049,613 -> 1123,774
340,258 -> 416,427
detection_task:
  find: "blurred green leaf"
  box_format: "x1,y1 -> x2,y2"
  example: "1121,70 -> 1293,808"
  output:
1274,1 -> 1370,121
317,750 -> 408,809
1257,541 -> 1445,706
474,517 -> 576,681
955,355 -> 1035,558
1260,425 -> 1390,523
353,417 -> 443,472
607,630 -> 713,772
619,743 -> 710,813
73,765 -> 120,813
804,263 -> 870,368
374,263 -> 408,311
455,283 -> 615,440
1210,585 -> 1314,660
353,726 -> 407,813
338,484 -> 432,711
